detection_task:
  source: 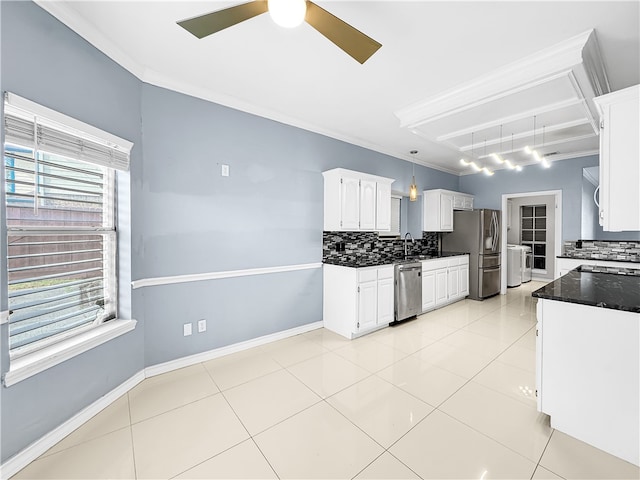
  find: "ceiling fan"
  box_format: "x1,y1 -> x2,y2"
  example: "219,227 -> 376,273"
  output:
177,0 -> 382,64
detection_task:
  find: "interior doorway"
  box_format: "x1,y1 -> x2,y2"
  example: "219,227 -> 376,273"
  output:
500,190 -> 562,294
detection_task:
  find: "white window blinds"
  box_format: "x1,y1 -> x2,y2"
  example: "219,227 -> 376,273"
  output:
3,92 -> 132,171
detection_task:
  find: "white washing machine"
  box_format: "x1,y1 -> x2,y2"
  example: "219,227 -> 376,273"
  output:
507,245 -> 522,287
521,245 -> 532,283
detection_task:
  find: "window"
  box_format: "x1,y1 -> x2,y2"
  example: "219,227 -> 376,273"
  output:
3,93 -> 131,363
521,205 -> 546,271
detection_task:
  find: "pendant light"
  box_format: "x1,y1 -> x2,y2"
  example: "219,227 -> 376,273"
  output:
541,125 -> 551,168
409,150 -> 418,201
482,140 -> 494,176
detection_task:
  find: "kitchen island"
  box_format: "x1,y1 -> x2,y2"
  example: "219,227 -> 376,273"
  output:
532,266 -> 639,466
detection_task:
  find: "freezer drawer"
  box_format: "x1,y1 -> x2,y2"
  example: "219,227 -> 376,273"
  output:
479,266 -> 501,298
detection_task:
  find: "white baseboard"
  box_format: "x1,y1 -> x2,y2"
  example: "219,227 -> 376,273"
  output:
145,321 -> 323,378
0,370 -> 145,480
0,321 -> 324,478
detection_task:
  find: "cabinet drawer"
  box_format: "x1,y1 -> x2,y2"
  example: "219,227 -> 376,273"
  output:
377,265 -> 394,280
358,268 -> 378,283
423,259 -> 449,271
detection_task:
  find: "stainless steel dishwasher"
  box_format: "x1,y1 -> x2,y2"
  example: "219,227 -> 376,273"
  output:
394,262 -> 422,323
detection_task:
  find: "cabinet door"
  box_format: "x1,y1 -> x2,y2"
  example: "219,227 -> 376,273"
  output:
596,85 -> 640,231
535,300 -> 542,412
375,181 -> 391,231
441,194 -> 454,231
463,196 -> 474,210
377,277 -> 394,325
459,264 -> 469,297
359,179 -> 377,230
453,195 -> 465,210
340,176 -> 360,230
358,280 -> 378,332
435,268 -> 448,306
422,270 -> 436,312
448,266 -> 460,300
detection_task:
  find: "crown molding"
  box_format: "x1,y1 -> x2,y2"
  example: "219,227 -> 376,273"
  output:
395,29 -> 607,129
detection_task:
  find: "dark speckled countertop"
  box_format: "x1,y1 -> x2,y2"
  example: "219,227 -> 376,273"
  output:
532,265 -> 640,313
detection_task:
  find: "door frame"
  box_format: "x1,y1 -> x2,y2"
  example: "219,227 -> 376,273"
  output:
500,190 -> 562,294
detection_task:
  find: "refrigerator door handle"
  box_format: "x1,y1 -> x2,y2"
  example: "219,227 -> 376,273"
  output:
490,212 -> 498,252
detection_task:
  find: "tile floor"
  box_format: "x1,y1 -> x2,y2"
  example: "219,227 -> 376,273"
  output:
12,281 -> 640,479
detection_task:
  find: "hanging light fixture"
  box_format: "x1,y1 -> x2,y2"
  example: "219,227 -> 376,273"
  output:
482,139 -> 494,176
268,0 -> 307,28
491,125 -> 506,165
460,132 -> 492,175
541,125 -> 551,168
409,150 -> 418,201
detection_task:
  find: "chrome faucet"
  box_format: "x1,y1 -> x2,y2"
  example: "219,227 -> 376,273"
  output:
404,232 -> 414,258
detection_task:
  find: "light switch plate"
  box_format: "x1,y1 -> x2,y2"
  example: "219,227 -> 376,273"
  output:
221,164 -> 229,177
197,319 -> 206,333
183,323 -> 192,336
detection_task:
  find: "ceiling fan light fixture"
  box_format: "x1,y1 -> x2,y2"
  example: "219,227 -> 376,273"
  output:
268,0 -> 307,28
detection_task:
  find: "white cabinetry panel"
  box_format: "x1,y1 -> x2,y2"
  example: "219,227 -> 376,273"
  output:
594,85 -> 640,232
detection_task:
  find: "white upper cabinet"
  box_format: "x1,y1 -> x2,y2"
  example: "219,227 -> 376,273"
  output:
423,189 -> 474,232
323,168 -> 394,232
594,85 -> 640,232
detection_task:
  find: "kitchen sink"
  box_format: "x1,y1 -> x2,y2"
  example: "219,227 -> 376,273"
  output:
403,254 -> 434,260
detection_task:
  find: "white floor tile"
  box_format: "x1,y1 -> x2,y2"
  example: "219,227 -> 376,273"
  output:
131,394 -> 249,479
327,375 -> 433,447
254,402 -> 384,479
333,338 -> 408,373
203,348 -> 283,390
302,327 -> 353,350
495,343 -> 536,373
473,360 -> 537,407
377,354 -> 468,407
287,351 -> 370,398
43,394 -> 130,457
128,363 -> 219,423
440,381 -> 552,462
12,427 -> 135,480
390,410 -> 536,479
354,452 -> 421,479
261,335 -> 328,367
174,439 -> 277,479
539,430 -> 640,479
223,369 -> 320,435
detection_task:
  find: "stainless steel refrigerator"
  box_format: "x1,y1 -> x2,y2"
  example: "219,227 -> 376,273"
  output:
442,209 -> 501,300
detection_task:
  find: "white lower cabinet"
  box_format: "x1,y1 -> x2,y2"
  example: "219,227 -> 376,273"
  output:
323,264 -> 394,339
422,255 -> 469,312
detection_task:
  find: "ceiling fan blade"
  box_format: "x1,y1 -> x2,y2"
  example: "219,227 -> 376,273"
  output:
305,2 -> 381,64
177,1 -> 268,39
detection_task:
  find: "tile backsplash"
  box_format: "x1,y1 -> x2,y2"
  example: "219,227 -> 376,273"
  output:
323,231 -> 439,264
563,240 -> 640,262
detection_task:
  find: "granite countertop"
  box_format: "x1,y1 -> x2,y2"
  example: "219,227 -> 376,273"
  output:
532,265 -> 640,313
323,251 -> 468,268
556,255 -> 640,264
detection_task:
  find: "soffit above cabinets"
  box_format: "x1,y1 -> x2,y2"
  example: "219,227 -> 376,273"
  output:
395,30 -> 610,171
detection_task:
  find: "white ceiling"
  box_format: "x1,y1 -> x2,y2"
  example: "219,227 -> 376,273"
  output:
37,1 -> 640,175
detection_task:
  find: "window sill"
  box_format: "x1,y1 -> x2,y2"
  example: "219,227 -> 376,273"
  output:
3,319 -> 137,387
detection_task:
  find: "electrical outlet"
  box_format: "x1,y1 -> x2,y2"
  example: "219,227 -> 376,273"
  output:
183,323 -> 192,336
197,319 -> 206,333
221,164 -> 229,177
